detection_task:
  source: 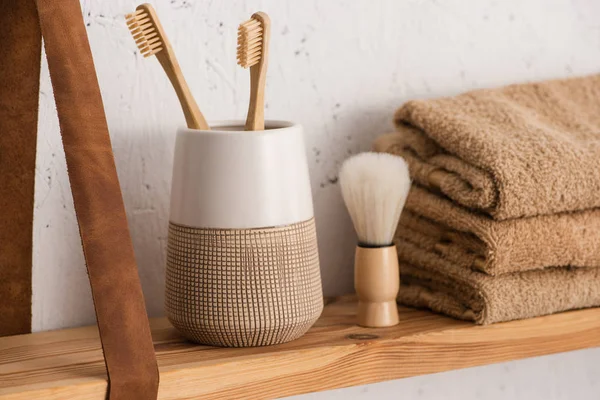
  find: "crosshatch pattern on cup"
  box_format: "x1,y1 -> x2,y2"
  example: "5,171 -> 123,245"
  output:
165,218 -> 323,347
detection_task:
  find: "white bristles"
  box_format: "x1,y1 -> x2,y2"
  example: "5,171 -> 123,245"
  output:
125,8 -> 164,58
237,17 -> 263,68
339,152 -> 411,246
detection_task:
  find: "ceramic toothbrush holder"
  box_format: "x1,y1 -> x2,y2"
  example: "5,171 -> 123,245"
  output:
165,120 -> 324,347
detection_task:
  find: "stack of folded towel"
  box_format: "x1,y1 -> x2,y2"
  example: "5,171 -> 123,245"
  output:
374,74 -> 600,324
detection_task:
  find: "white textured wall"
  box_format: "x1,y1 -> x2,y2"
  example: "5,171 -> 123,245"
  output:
32,0 -> 600,398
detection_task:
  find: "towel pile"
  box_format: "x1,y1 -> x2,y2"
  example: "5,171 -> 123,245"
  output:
374,74 -> 600,324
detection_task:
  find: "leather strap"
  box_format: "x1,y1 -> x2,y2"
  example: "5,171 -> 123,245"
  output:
1,0 -> 159,397
35,0 -> 160,397
0,0 -> 40,337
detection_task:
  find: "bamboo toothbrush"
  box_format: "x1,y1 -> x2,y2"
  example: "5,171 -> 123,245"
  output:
339,152 -> 411,328
126,4 -> 209,130
237,12 -> 270,131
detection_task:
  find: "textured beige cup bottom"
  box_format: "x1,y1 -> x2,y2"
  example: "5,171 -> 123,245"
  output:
165,218 -> 324,347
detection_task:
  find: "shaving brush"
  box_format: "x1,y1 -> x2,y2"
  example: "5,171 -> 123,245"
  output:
339,152 -> 411,327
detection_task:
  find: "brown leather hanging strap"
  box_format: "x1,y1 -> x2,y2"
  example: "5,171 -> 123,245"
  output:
31,0 -> 158,398
0,0 -> 40,337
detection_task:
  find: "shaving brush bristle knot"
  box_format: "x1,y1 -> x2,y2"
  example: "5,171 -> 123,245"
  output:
339,152 -> 411,247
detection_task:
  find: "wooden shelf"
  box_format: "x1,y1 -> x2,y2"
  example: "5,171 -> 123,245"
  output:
2,296 -> 600,400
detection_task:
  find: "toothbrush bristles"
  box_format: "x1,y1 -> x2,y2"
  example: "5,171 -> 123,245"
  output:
125,8 -> 164,58
237,17 -> 263,68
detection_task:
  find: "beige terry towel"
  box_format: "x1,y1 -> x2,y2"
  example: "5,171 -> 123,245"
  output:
397,186 -> 600,275
396,238 -> 600,325
375,74 -> 600,220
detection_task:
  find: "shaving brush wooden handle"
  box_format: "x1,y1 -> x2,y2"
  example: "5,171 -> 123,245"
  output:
354,245 -> 400,327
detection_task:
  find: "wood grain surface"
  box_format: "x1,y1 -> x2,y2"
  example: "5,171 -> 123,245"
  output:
2,297 -> 600,399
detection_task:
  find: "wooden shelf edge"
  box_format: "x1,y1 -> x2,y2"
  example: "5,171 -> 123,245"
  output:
2,296 -> 600,399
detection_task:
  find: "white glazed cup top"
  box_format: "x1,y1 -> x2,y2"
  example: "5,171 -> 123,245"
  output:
169,120 -> 315,229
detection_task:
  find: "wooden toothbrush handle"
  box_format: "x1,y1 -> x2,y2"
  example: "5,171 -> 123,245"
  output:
157,51 -> 209,130
245,64 -> 265,131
